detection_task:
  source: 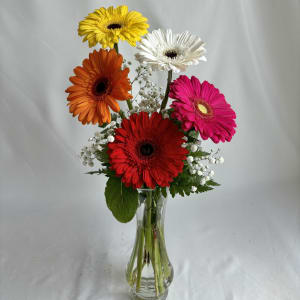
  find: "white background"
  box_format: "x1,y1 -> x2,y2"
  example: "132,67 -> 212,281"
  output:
1,0 -> 300,299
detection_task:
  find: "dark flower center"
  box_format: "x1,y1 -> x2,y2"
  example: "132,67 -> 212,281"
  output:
165,50 -> 178,59
140,143 -> 154,157
93,78 -> 108,96
107,23 -> 122,30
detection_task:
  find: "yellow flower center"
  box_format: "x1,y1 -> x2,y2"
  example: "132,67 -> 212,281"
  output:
197,103 -> 208,114
195,100 -> 213,119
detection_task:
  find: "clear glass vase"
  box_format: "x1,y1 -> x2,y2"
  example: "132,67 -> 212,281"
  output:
126,189 -> 173,300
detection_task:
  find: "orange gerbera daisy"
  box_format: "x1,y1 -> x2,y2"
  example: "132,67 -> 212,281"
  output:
66,49 -> 132,125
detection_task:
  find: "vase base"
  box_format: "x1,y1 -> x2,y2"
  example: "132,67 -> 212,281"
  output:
130,278 -> 169,300
130,290 -> 168,300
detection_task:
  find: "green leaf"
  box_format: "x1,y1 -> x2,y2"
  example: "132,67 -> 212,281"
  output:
94,145 -> 109,164
188,130 -> 198,138
85,168 -> 116,177
99,122 -> 110,128
178,188 -> 185,197
197,185 -> 214,193
161,187 -> 167,198
183,185 -> 191,195
169,185 -> 176,198
101,168 -> 116,177
105,177 -> 138,223
85,170 -> 102,175
206,180 -> 220,186
190,150 -> 210,158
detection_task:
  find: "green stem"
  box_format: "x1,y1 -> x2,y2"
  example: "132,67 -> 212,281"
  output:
126,227 -> 140,285
126,99 -> 133,111
119,109 -> 126,119
136,224 -> 144,291
145,191 -> 153,260
113,43 -> 119,53
114,43 -> 133,112
154,231 -> 165,294
151,229 -> 160,296
158,226 -> 171,278
159,70 -> 173,113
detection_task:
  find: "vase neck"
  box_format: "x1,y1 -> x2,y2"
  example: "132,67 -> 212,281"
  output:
136,189 -> 168,225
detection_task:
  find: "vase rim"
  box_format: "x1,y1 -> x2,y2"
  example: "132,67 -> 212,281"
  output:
137,188 -> 155,192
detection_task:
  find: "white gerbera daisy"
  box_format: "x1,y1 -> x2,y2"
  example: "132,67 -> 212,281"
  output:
135,29 -> 207,73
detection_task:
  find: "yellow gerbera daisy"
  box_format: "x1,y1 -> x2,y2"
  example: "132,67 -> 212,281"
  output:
78,5 -> 149,49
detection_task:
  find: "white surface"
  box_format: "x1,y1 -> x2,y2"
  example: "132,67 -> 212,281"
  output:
0,0 -> 300,299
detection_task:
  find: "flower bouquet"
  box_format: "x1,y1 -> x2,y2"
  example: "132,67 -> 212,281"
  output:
66,5 -> 236,300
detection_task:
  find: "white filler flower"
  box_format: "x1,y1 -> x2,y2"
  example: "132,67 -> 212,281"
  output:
135,29 -> 207,73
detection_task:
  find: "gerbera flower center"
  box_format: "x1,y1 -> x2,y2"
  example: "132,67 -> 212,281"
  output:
164,50 -> 178,59
93,78 -> 109,96
136,140 -> 156,160
197,103 -> 208,114
107,23 -> 122,30
140,143 -> 154,157
195,100 -> 213,118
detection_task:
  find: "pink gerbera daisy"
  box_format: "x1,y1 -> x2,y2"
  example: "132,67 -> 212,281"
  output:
169,75 -> 236,143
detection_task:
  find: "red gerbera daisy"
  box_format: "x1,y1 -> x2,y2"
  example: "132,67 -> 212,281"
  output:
169,75 -> 237,143
108,112 -> 188,189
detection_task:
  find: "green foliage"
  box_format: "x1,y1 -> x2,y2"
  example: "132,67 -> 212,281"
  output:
161,187 -> 168,198
190,150 -> 211,158
188,130 -> 199,139
86,122 -> 220,219
85,169 -> 102,175
105,176 -> 138,223
86,168 -> 115,177
94,144 -> 109,165
169,165 -> 220,198
206,179 -> 220,186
